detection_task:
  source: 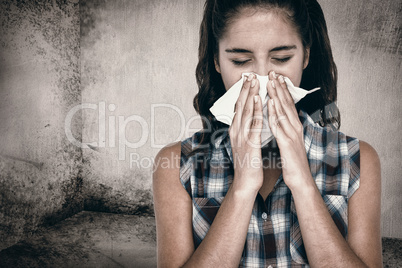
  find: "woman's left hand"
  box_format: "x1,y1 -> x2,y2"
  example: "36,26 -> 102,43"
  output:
266,71 -> 314,192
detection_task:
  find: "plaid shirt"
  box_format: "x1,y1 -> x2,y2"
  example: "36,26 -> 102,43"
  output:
180,110 -> 360,268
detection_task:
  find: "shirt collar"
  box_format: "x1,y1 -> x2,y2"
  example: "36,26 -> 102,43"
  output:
212,128 -> 229,149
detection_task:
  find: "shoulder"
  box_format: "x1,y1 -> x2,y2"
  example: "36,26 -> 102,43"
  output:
152,141 -> 184,199
153,141 -> 181,177
348,139 -> 381,200
359,140 -> 380,168
155,141 -> 181,160
152,131 -> 202,188
358,140 -> 381,181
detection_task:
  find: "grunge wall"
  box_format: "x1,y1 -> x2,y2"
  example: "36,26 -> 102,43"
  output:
0,0 -> 400,251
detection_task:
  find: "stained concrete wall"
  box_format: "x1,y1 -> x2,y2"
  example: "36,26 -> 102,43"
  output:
321,0 -> 402,239
0,0 -> 82,250
80,0 -> 402,239
79,0 -> 203,215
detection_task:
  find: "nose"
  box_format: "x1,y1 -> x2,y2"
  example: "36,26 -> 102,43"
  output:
253,60 -> 271,76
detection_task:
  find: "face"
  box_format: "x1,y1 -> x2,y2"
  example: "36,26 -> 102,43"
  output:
215,8 -> 309,90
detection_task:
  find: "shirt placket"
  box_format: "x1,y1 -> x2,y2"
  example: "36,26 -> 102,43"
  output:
257,194 -> 277,268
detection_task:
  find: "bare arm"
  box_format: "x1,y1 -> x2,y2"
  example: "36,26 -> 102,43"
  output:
153,142 -> 258,267
267,71 -> 382,267
153,74 -> 265,267
153,142 -> 194,267
290,140 -> 382,267
347,141 -> 382,266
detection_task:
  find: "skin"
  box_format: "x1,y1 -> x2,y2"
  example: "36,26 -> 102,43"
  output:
153,7 -> 382,268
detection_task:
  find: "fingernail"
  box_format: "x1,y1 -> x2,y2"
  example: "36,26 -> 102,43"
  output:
251,78 -> 256,88
279,75 -> 284,83
247,74 -> 254,81
271,71 -> 276,78
254,95 -> 258,103
271,80 -> 275,88
270,99 -> 274,106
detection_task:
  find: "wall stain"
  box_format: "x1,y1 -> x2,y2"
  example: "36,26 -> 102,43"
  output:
80,0 -> 108,39
0,154 -> 44,170
84,184 -> 154,216
0,211 -> 157,267
0,0 -> 83,250
333,1 -> 401,55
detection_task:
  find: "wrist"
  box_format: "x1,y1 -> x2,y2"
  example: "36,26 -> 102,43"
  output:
230,178 -> 260,201
288,175 -> 318,198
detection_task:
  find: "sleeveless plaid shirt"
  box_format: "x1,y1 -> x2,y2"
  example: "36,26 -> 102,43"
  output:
180,110 -> 360,267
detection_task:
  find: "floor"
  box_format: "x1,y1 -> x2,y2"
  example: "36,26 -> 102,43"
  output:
0,211 -> 156,268
0,211 -> 401,267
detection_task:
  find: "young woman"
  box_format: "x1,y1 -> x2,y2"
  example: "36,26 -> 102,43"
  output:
153,0 -> 382,267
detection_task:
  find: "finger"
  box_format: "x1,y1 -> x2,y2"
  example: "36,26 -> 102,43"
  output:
275,74 -> 300,127
272,96 -> 297,138
277,75 -> 295,110
231,75 -> 251,135
266,72 -> 278,100
248,95 -> 263,147
241,75 -> 259,127
267,98 -> 286,141
273,73 -> 294,113
266,73 -> 295,136
230,99 -> 242,137
237,74 -> 253,110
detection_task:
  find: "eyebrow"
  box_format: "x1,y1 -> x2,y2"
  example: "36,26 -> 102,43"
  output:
225,45 -> 297,54
225,48 -> 252,53
270,45 -> 297,52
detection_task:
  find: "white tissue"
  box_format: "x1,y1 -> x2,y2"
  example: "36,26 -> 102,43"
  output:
209,73 -> 320,146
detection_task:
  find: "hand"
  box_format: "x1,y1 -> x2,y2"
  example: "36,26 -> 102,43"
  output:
266,71 -> 314,192
229,74 -> 264,195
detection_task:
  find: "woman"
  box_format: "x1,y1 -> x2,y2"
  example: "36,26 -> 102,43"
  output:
153,0 -> 382,267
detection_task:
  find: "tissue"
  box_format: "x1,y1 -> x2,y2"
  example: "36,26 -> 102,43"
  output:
209,73 -> 320,146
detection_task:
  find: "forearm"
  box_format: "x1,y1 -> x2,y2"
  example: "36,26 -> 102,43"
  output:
183,183 -> 257,268
291,182 -> 368,267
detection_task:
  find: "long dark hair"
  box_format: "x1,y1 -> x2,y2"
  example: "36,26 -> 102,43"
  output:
194,0 -> 339,147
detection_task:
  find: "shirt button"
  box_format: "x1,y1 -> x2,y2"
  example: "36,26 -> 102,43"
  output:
262,212 -> 268,220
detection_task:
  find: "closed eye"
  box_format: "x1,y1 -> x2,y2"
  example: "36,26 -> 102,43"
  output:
231,59 -> 251,66
273,57 -> 291,63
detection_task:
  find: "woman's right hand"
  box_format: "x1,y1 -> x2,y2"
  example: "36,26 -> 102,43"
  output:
229,74 -> 264,195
